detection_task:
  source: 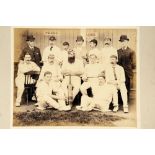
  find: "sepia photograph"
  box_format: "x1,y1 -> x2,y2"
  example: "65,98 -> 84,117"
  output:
12,27 -> 137,127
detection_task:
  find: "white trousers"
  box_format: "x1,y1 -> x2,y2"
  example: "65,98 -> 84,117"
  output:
15,75 -> 36,104
80,95 -> 109,111
61,76 -> 81,100
80,78 -> 98,95
15,76 -> 25,104
109,83 -> 128,108
38,95 -> 66,110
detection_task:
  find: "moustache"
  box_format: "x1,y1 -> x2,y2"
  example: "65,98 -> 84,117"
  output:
105,43 -> 110,45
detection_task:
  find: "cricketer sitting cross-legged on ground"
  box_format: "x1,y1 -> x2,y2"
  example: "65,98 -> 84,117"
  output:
77,72 -> 117,112
36,71 -> 71,111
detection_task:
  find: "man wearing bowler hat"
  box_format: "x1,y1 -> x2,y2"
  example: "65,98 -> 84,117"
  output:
117,35 -> 136,100
73,35 -> 88,65
42,36 -> 62,65
19,35 -> 42,67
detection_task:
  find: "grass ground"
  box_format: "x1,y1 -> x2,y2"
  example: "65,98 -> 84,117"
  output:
13,96 -> 137,128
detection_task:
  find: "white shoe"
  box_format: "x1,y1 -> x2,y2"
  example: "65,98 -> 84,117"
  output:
36,106 -> 45,111
15,102 -> 20,107
34,102 -> 39,106
123,107 -> 129,113
59,105 -> 71,111
100,108 -> 111,113
32,96 -> 36,101
113,106 -> 118,112
76,106 -> 82,110
104,109 -> 112,112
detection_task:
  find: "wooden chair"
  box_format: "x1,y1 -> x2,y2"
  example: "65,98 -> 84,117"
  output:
24,71 -> 39,105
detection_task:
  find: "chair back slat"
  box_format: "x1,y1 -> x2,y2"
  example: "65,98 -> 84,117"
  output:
24,73 -> 33,85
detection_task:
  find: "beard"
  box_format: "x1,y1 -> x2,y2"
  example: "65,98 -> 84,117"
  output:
68,56 -> 75,64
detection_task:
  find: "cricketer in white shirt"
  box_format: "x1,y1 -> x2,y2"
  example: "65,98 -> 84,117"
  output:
77,75 -> 117,112
36,71 -> 70,111
80,54 -> 105,95
101,46 -> 118,65
88,39 -> 102,63
38,54 -> 63,88
61,50 -> 84,103
60,42 -> 71,65
100,37 -> 118,65
73,46 -> 88,65
15,53 -> 40,107
105,55 -> 128,113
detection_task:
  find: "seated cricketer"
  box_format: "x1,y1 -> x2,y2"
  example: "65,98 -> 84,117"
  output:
77,72 -> 117,112
61,49 -> 84,105
36,71 -> 71,111
15,53 -> 40,107
80,53 -> 105,95
37,54 -> 63,87
105,55 -> 128,113
19,35 -> 42,67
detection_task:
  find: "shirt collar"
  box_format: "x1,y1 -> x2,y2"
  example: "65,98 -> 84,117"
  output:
28,46 -> 34,50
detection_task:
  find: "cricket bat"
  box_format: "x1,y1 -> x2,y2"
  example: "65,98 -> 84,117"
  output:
67,74 -> 73,105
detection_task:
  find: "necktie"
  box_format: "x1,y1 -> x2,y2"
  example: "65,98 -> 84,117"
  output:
50,46 -> 53,51
112,66 -> 117,80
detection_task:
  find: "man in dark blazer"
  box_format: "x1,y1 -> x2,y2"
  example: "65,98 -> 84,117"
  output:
19,35 -> 42,67
117,35 -> 136,100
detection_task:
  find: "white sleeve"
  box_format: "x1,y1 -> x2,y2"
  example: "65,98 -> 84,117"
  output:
105,67 -> 111,83
38,66 -> 45,81
61,62 -> 68,75
57,65 -> 63,80
120,67 -> 125,83
114,48 -> 118,58
17,63 -> 27,74
58,49 -> 63,62
42,48 -> 48,63
31,62 -> 40,72
36,83 -> 46,98
101,49 -> 105,63
98,50 -> 102,63
82,65 -> 88,79
79,60 -> 84,74
17,63 -> 31,74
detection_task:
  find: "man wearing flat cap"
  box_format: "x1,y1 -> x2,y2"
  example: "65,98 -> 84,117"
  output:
42,36 -> 62,65
117,35 -> 136,100
19,35 -> 42,67
73,35 -> 88,65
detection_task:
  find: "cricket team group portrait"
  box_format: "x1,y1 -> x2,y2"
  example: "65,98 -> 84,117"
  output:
13,27 -> 137,127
